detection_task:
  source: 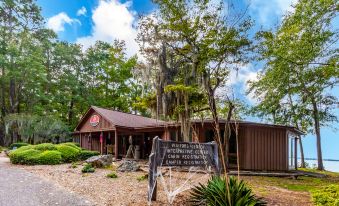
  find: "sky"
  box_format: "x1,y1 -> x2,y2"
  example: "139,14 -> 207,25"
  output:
37,0 -> 339,161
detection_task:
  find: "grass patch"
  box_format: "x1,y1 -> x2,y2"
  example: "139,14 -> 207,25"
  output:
137,174 -> 148,182
299,168 -> 339,177
106,172 -> 118,178
244,170 -> 339,206
71,162 -> 80,168
312,184 -> 339,206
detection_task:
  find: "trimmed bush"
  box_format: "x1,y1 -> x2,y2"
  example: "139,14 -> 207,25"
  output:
60,142 -> 81,150
190,176 -> 266,206
59,142 -> 81,150
78,150 -> 100,160
82,163 -> 95,173
9,148 -> 41,165
9,142 -> 99,165
56,145 -> 80,162
34,143 -> 57,151
9,142 -> 30,150
35,151 -> 62,165
312,184 -> 339,206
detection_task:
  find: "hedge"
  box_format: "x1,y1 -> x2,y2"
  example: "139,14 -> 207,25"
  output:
34,143 -> 57,151
9,142 -> 99,165
56,145 -> 81,163
61,142 -> 80,149
35,151 -> 62,165
9,142 -> 30,150
9,148 -> 41,165
78,150 -> 100,160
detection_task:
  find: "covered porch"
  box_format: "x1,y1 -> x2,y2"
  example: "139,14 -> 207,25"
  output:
74,128 -> 165,160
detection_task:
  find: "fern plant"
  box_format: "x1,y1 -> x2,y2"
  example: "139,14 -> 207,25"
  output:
190,176 -> 266,206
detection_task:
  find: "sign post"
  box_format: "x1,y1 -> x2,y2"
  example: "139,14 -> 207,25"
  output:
148,137 -> 220,202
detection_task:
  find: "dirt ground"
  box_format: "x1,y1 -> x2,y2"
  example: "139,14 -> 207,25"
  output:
6,159 -> 312,206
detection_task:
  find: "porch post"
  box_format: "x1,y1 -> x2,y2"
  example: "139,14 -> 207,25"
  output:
79,133 -> 82,148
90,132 -> 92,151
294,137 -> 298,170
141,133 -> 145,159
115,129 -> 118,160
100,132 -> 103,155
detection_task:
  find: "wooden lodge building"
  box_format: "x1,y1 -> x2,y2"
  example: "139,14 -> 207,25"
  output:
73,106 -> 303,171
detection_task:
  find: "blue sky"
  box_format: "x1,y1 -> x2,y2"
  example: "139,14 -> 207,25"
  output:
37,0 -> 339,161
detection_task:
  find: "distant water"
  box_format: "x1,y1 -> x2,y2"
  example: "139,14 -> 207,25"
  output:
300,160 -> 339,172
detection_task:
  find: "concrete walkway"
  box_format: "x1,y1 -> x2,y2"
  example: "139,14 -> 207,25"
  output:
0,153 -> 93,206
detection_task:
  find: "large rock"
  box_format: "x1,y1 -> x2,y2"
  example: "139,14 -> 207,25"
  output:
117,160 -> 140,172
85,155 -> 113,168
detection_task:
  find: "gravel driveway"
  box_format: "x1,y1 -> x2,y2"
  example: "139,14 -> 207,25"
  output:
0,153 -> 93,206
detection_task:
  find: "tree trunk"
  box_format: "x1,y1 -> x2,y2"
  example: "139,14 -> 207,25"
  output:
9,78 -> 16,113
1,68 -> 6,116
0,122 -> 4,146
311,99 -> 324,170
299,136 -> 306,168
68,98 -> 74,126
202,72 -> 227,173
224,101 -> 234,170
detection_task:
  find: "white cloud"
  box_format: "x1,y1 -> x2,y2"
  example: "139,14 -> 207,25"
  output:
249,0 -> 297,25
77,6 -> 87,16
47,12 -> 80,32
76,0 -> 138,57
226,64 -> 259,103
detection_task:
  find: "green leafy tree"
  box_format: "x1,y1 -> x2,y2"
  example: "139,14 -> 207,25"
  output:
83,40 -> 139,114
249,0 -> 338,170
137,0 -> 251,170
0,0 -> 45,144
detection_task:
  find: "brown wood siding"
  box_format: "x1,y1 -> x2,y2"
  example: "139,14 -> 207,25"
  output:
91,136 -> 101,152
80,134 -> 91,150
79,110 -> 114,132
239,125 -> 288,171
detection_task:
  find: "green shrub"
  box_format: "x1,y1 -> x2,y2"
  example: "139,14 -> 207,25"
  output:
312,184 -> 339,206
137,174 -> 148,181
9,142 -> 98,165
9,142 -> 30,150
60,142 -> 81,150
71,162 -> 80,168
189,176 -> 266,206
0,146 -> 5,153
34,143 -> 57,151
106,172 -> 118,178
82,163 -> 95,173
78,150 -> 100,160
9,148 -> 41,165
56,145 -> 80,162
34,151 -> 62,165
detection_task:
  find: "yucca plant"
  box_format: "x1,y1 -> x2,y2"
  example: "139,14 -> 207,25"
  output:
189,176 -> 266,206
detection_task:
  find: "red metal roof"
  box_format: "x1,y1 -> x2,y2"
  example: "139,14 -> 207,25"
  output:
75,106 -> 167,131
75,106 -> 304,135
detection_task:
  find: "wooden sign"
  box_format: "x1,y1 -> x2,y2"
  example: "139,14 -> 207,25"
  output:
148,137 -> 220,202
